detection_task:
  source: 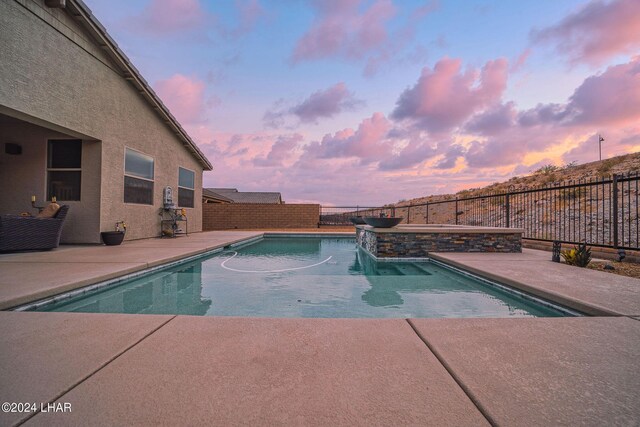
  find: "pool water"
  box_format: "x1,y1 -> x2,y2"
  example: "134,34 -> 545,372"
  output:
34,237 -> 569,318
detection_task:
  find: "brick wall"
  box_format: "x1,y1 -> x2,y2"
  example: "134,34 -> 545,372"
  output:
203,203 -> 320,230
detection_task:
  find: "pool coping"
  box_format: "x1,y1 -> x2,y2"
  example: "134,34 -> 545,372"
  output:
428,253 -> 637,317
355,224 -> 525,234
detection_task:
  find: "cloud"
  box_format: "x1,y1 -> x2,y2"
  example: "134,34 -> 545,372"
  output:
291,1 -> 438,76
391,57 -> 508,132
201,54 -> 640,205
511,49 -> 531,72
222,0 -> 266,38
154,74 -> 208,124
130,0 -> 210,36
291,0 -> 396,63
125,0 -> 263,40
465,102 -> 517,135
518,56 -> 640,127
563,56 -> 640,125
264,83 -> 363,127
292,83 -> 362,123
434,144 -> 465,169
300,112 -> 392,165
253,134 -> 303,167
378,139 -> 436,170
532,0 -> 640,66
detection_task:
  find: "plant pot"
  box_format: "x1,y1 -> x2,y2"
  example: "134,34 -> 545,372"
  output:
101,231 -> 125,246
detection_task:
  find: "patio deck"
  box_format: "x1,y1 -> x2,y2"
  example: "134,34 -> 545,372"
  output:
1,230 -> 639,426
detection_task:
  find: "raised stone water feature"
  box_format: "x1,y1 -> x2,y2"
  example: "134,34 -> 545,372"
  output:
356,224 -> 523,259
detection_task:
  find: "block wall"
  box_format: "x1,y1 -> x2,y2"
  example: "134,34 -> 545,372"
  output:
203,204 -> 320,230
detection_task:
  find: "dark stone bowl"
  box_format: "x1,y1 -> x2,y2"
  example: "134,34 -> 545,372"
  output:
349,216 -> 367,225
363,217 -> 403,228
101,231 -> 125,246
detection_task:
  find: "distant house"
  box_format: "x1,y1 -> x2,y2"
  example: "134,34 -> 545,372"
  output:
202,189 -> 234,204
203,188 -> 283,204
0,0 -> 212,243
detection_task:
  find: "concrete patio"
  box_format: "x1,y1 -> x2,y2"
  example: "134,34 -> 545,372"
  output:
1,230 -> 639,426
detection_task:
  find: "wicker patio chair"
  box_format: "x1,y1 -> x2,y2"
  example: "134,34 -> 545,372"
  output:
0,205 -> 70,252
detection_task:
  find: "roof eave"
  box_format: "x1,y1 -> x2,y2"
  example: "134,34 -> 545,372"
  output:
65,0 -> 213,171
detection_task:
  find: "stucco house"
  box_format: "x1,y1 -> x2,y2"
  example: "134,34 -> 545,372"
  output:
0,0 -> 212,243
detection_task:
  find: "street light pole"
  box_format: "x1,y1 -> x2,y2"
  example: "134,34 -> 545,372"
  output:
598,134 -> 604,161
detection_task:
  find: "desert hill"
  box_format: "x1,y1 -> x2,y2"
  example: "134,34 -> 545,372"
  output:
393,152 -> 640,207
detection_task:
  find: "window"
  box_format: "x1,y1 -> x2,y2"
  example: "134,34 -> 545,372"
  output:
124,148 -> 154,205
178,167 -> 195,208
47,139 -> 82,201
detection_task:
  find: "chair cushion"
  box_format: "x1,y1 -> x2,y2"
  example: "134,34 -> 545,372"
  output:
37,202 -> 61,219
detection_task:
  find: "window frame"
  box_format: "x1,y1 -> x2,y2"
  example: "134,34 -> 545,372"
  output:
177,166 -> 195,208
47,139 -> 82,201
124,147 -> 155,205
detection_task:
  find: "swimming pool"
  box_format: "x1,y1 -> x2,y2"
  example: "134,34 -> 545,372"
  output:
30,236 -> 572,318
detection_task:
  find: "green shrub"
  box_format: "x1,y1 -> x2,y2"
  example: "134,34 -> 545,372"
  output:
561,243 -> 592,267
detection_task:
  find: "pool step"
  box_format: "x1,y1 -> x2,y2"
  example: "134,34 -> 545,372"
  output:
374,264 -> 432,276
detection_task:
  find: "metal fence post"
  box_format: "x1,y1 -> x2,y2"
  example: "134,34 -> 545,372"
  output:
505,192 -> 510,228
455,198 -> 459,225
425,203 -> 429,224
612,174 -> 619,248
407,205 -> 411,224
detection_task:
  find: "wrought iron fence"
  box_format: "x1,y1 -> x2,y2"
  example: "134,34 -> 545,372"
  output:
321,173 -> 640,250
319,206 -> 393,226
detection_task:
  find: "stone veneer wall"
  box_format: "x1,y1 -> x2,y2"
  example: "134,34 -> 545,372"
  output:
356,228 -> 522,258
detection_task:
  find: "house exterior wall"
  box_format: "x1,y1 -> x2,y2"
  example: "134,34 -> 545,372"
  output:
0,0 -> 205,242
203,204 -> 320,230
0,121 -> 102,243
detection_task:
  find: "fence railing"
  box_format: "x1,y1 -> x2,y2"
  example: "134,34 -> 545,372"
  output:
320,172 -> 640,250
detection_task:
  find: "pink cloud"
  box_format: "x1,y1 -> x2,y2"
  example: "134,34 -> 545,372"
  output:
201,54 -> 640,205
391,57 -> 508,132
564,56 -> 640,125
378,138 -> 437,170
264,83 -> 363,127
253,134 -> 303,167
291,0 -> 396,62
222,0 -> 266,38
532,0 -> 640,66
465,102 -> 517,135
291,83 -> 362,123
301,112 -> 392,164
459,57 -> 640,168
133,0 -> 210,35
517,56 -> 640,127
511,49 -> 531,72
154,74 -> 208,125
434,144 -> 465,170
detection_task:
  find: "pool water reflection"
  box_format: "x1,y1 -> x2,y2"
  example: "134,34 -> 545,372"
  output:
36,237 -> 567,318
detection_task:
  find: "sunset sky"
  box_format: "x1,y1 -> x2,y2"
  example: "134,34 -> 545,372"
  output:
85,0 -> 640,205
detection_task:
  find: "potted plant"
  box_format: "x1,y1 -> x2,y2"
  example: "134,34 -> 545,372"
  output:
101,221 -> 127,246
